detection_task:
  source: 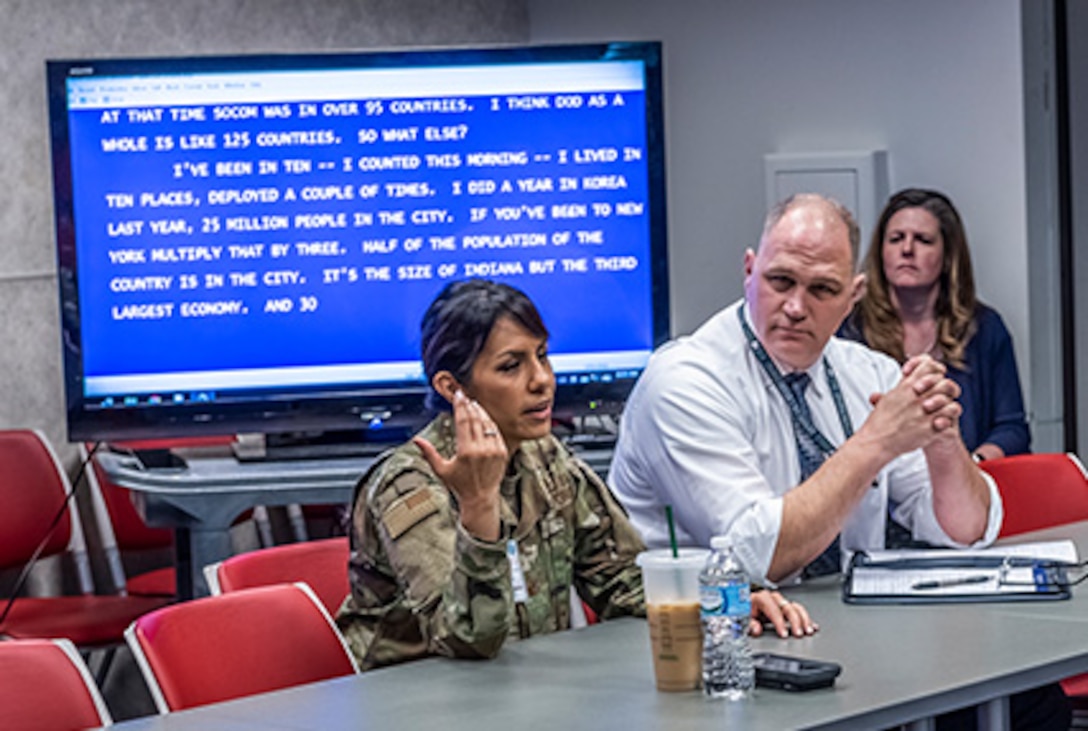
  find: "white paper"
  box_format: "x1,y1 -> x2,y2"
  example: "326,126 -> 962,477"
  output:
848,540 -> 1077,598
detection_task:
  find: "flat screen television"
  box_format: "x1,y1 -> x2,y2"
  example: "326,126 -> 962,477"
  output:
47,41 -> 669,448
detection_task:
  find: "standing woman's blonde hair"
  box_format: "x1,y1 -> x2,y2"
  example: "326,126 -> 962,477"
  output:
856,188 -> 978,368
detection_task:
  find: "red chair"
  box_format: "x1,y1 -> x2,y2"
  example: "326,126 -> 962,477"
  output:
84,444 -> 177,597
980,452 -> 1088,702
204,536 -> 350,614
0,638 -> 113,730
83,438 -> 278,598
126,582 -> 359,712
0,430 -> 171,653
981,453 -> 1088,538
579,599 -> 599,626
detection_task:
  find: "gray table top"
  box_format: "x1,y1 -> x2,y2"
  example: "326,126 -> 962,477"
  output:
106,521 -> 1088,731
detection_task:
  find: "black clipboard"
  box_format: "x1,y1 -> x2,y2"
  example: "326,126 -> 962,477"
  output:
842,551 -> 1072,604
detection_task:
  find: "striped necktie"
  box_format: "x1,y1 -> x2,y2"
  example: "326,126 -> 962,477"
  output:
783,372 -> 841,577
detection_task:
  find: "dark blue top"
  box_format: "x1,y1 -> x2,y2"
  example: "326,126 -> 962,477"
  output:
841,304 -> 1030,455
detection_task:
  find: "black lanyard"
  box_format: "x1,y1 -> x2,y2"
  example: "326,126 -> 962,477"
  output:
737,305 -> 854,457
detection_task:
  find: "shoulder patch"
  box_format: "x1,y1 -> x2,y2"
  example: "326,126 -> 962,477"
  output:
382,488 -> 440,540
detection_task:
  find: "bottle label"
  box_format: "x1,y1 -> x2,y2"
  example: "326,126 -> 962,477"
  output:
699,582 -> 751,617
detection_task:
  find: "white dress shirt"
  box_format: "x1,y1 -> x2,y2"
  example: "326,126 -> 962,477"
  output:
608,299 -> 1003,584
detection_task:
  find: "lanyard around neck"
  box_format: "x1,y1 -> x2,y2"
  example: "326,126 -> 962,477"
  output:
737,305 -> 854,456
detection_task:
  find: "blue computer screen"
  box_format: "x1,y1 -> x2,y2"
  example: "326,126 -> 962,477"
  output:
49,42 -> 668,440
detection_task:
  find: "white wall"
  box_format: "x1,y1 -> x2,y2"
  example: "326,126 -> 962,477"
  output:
528,0 -> 1032,419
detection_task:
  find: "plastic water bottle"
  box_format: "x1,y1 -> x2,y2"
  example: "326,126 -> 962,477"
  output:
699,537 -> 754,699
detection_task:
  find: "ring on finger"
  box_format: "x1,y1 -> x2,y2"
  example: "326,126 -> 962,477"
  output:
483,429 -> 498,437
778,599 -> 791,609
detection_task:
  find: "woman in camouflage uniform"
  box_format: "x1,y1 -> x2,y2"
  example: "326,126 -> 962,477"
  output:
336,279 -> 814,670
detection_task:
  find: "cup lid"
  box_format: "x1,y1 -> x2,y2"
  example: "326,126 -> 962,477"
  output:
635,547 -> 709,569
710,535 -> 734,550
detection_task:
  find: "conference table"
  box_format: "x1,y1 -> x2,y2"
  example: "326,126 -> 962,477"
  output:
104,520 -> 1088,731
96,444 -> 613,598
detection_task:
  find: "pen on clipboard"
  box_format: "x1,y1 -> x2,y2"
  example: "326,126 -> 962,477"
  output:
911,575 -> 992,591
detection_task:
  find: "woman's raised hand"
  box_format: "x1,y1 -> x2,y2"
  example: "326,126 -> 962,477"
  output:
415,390 -> 507,541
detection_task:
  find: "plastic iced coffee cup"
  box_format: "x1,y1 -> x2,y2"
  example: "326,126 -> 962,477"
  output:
636,548 -> 709,692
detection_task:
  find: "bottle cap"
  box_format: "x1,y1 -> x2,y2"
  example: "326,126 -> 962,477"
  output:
709,535 -> 734,550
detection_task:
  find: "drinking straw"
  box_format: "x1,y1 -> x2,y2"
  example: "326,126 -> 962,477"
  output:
665,505 -> 679,558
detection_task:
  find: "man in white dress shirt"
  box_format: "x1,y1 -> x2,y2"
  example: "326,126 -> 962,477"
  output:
609,193 -> 1001,585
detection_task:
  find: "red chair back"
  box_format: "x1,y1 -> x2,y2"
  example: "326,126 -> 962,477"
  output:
0,638 -> 113,730
0,430 -> 75,568
88,436 -> 231,551
209,537 -> 350,614
979,452 -> 1088,702
980,453 -> 1088,537
90,454 -> 174,551
127,582 -> 358,712
0,431 -> 172,648
84,436 -> 249,597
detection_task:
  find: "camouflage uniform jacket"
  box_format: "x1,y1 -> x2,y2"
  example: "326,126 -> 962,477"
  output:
335,413 -> 646,670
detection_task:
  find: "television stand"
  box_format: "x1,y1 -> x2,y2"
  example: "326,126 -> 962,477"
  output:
129,447 -> 188,471
232,428 -> 410,463
563,432 -> 618,450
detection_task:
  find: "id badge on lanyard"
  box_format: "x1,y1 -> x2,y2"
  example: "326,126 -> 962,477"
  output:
506,539 -> 529,603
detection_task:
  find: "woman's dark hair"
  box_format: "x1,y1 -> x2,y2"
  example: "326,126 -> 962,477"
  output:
420,278 -> 549,412
857,188 -> 978,367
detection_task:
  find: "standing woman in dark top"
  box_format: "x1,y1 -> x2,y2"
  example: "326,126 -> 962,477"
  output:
843,188 -> 1030,461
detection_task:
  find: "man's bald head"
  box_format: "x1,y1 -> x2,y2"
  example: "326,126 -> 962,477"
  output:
760,194 -> 860,269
